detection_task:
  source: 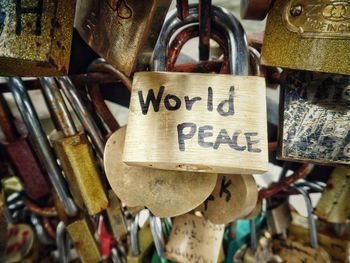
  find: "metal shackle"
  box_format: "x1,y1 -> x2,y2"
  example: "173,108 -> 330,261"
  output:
39,77 -> 77,137
291,184 -> 318,248
7,77 -> 78,217
152,4 -> 249,75
56,76 -> 105,157
149,214 -> 165,258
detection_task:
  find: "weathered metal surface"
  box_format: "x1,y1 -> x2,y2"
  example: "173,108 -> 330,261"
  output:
279,70 -> 350,165
74,0 -> 171,76
0,0 -> 76,76
261,0 -> 350,75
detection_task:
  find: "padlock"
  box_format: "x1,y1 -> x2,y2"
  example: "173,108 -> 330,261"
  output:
279,70 -> 350,165
106,190 -> 128,240
74,0 -> 171,76
104,126 -> 217,218
197,173 -> 259,224
315,166 -> 350,224
165,213 -> 225,263
289,210 -> 350,263
127,214 -> 154,263
7,77 -> 77,217
40,77 -> 108,216
0,93 -> 50,200
272,185 -> 331,263
234,220 -> 275,263
266,195 -> 292,235
123,5 -> 268,175
66,217 -> 102,263
56,76 -> 105,158
0,0 -> 76,76
261,0 -> 350,75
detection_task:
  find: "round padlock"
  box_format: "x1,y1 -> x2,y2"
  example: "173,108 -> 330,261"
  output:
197,173 -> 259,224
104,126 -> 217,218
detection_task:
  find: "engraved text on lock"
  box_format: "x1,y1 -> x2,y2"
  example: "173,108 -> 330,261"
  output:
283,0 -> 350,38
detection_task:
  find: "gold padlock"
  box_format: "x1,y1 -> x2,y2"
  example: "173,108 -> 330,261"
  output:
165,213 -> 225,263
74,0 -> 171,76
40,77 -> 108,216
66,217 -> 102,263
315,166 -> 350,224
0,0 -> 75,76
197,173 -> 259,224
261,0 -> 350,75
289,211 -> 350,263
106,190 -> 128,240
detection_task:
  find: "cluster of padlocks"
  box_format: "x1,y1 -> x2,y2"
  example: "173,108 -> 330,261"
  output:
0,0 -> 349,262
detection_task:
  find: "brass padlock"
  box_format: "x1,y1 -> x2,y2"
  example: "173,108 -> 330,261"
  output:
0,0 -> 76,76
198,173 -> 259,224
66,217 -> 102,263
127,215 -> 154,263
315,166 -> 350,224
266,195 -> 292,235
104,126 -> 217,218
106,190 -> 128,240
40,77 -> 108,216
272,185 -> 331,263
0,92 -> 50,200
261,0 -> 350,75
289,211 -> 350,263
123,5 -> 268,175
165,213 -> 225,263
74,0 -> 171,76
279,70 -> 350,165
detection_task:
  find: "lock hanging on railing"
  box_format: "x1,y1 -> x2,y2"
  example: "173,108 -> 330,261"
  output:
123,4 -> 268,175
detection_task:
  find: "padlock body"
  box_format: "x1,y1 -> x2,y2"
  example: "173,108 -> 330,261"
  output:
106,190 -> 128,239
74,0 -> 171,76
279,70 -> 350,165
124,72 -> 268,174
0,0 -> 75,76
52,132 -> 108,215
126,222 -> 153,263
261,0 -> 350,75
315,166 -> 350,224
2,137 -> 50,200
66,218 -> 102,263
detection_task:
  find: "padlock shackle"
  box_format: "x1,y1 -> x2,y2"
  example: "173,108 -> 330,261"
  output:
40,77 -> 77,137
153,4 -> 249,75
149,214 -> 165,258
290,185 -> 318,249
0,93 -> 20,143
7,77 -> 78,217
56,76 -> 105,157
130,213 -> 140,256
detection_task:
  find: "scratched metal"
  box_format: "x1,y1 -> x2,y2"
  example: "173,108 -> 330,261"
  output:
279,70 -> 350,165
0,0 -> 76,76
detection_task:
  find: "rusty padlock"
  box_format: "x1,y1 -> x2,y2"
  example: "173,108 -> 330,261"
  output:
74,0 -> 171,76
278,70 -> 350,165
0,92 -> 50,200
261,0 -> 350,75
123,4 -> 268,175
40,77 -> 108,216
0,0 -> 76,76
7,77 -> 78,217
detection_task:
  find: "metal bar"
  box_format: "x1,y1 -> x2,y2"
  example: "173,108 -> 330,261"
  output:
40,77 -> 77,137
199,0 -> 211,61
176,0 -> 189,20
7,77 -> 78,217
